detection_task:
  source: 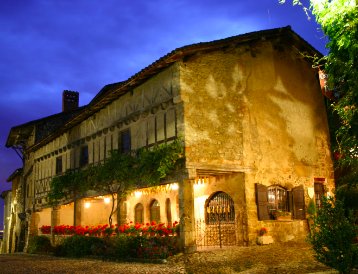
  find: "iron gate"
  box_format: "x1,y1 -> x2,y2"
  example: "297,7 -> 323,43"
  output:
196,192 -> 240,248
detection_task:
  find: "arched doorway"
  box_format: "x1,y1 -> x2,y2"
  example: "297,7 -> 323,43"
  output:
165,198 -> 172,225
150,200 -> 160,224
206,191 -> 235,224
196,191 -> 238,248
134,203 -> 144,224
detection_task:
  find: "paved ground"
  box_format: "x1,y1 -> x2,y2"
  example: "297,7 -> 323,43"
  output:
0,241 -> 341,274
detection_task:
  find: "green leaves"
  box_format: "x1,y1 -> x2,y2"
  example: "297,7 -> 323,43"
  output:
308,197 -> 358,274
48,139 -> 184,204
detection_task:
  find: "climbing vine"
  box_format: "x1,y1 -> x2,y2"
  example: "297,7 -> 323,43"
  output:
48,138 -> 184,225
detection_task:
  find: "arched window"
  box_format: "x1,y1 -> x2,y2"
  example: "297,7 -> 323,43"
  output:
150,200 -> 160,224
165,198 -> 172,225
205,192 -> 235,224
134,203 -> 144,224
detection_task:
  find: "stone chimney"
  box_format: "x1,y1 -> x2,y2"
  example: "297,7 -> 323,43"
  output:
62,90 -> 79,112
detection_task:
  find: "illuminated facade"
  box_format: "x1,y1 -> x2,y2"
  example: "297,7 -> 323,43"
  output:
4,27 -> 334,252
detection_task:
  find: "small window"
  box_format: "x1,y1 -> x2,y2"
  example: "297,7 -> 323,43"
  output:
80,146 -> 89,167
134,203 -> 144,224
314,182 -> 325,209
56,156 -> 63,175
150,200 -> 160,224
118,129 -> 131,153
268,185 -> 288,217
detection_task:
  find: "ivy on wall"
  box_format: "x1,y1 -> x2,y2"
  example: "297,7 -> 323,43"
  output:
48,139 -> 184,225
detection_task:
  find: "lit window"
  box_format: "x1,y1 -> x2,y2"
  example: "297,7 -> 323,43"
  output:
256,183 -> 305,221
314,182 -> 325,209
268,186 -> 287,211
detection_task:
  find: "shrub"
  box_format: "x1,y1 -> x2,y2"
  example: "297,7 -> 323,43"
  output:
102,235 -> 179,260
55,235 -> 106,257
102,234 -> 132,259
27,235 -> 53,254
308,196 -> 358,274
134,235 -> 179,259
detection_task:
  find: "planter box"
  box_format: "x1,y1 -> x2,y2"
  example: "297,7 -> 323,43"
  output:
257,235 -> 273,245
276,215 -> 292,221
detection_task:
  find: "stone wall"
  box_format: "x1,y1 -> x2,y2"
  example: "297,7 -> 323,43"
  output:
179,38 -> 334,245
179,50 -> 245,171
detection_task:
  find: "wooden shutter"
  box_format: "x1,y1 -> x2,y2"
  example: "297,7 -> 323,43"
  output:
292,185 -> 305,220
255,183 -> 270,220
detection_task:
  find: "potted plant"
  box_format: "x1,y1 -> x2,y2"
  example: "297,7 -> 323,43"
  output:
257,227 -> 273,245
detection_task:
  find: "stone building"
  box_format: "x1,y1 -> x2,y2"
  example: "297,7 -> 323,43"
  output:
4,26 -> 334,252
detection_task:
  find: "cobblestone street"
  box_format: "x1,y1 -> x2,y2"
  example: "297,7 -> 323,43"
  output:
0,242 -> 340,274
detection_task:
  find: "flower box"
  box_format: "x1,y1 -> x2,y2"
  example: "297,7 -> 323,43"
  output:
276,215 -> 292,221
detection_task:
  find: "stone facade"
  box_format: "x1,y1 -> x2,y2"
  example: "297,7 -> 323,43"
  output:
4,27 -> 334,252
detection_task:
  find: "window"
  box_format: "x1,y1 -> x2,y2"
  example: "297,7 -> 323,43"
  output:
150,200 -> 160,224
268,186 -> 288,217
118,129 -> 131,153
56,156 -> 63,175
80,146 -> 89,167
255,183 -> 305,220
205,192 -> 235,224
134,203 -> 144,224
314,182 -> 325,209
165,198 -> 172,225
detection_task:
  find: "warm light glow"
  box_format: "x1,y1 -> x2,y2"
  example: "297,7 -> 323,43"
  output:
307,187 -> 314,199
171,183 -> 179,191
134,191 -> 142,198
104,197 -> 111,204
194,196 -> 208,219
84,202 -> 91,209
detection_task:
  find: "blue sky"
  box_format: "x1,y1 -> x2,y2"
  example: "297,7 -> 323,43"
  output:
0,0 -> 327,227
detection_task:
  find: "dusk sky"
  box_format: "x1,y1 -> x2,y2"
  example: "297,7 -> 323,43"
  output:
0,0 -> 327,226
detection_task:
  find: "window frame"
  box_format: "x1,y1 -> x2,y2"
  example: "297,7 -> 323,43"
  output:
255,183 -> 305,220
118,129 -> 131,154
55,156 -> 63,175
314,182 -> 325,209
79,145 -> 89,167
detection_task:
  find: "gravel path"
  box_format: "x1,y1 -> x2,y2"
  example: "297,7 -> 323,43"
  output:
0,242 -> 340,274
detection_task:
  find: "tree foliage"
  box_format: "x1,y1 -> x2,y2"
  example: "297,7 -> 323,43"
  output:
48,139 -> 184,225
308,197 -> 357,273
280,1 -> 358,272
